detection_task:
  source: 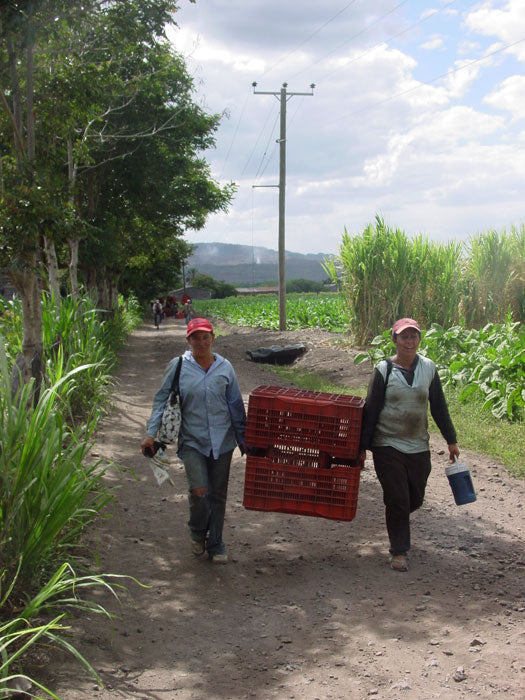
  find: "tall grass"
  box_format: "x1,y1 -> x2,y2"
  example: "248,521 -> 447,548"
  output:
0,340 -> 112,599
0,292 -> 143,696
462,225 -> 525,327
0,292 -> 142,425
325,217 -> 524,343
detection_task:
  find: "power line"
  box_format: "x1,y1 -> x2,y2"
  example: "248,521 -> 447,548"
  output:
218,87 -> 252,181
253,110 -> 281,181
297,0 -> 463,83
239,100 -> 279,178
257,0 -> 360,80
291,0 -> 410,81
255,98 -> 306,181
324,35 -> 525,126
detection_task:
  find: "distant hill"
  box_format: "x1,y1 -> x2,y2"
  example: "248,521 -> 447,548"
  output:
187,242 -> 334,285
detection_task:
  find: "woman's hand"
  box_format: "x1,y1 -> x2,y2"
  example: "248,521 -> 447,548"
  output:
448,443 -> 460,463
141,436 -> 155,456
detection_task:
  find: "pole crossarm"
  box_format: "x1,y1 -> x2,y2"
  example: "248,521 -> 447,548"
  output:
253,90 -> 315,97
252,82 -> 315,330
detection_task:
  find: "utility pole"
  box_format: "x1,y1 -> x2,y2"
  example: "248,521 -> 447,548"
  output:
252,82 -> 314,330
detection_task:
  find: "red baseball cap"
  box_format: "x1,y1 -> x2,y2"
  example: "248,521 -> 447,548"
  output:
392,317 -> 421,337
186,317 -> 214,338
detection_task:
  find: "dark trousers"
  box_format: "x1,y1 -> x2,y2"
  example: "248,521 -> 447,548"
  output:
372,446 -> 431,555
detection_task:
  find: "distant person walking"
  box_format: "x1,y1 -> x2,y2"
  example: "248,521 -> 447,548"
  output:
358,318 -> 460,572
183,298 -> 194,325
152,299 -> 163,329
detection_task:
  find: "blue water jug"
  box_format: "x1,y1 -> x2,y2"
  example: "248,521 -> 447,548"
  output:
446,458 -> 476,506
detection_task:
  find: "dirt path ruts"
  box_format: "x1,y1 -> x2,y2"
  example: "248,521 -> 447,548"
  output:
45,318 -> 525,700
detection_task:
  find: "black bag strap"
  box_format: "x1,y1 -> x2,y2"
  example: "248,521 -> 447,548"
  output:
168,356 -> 183,404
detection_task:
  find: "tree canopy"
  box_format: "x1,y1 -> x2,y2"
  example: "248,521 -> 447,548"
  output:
0,0 -> 234,383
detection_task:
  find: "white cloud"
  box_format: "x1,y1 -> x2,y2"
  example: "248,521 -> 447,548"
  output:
169,1 -> 525,255
442,58 -> 484,98
351,106 -> 505,187
420,35 -> 445,50
484,75 -> 525,119
457,39 -> 482,56
465,0 -> 525,62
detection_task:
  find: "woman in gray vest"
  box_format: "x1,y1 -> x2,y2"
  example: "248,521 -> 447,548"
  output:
358,318 -> 460,572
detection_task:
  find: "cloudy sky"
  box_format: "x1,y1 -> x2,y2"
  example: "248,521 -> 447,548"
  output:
168,0 -> 525,255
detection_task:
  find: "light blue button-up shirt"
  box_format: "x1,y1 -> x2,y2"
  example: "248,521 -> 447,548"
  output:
146,350 -> 246,459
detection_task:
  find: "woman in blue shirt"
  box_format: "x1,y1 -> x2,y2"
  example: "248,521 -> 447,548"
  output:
142,318 -> 246,564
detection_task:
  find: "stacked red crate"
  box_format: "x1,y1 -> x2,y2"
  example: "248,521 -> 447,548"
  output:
243,386 -> 365,521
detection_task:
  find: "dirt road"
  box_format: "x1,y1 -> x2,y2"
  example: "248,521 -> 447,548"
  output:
46,318 -> 524,700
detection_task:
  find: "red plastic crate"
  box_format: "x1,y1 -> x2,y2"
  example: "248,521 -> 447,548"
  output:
243,453 -> 362,521
245,385 -> 364,458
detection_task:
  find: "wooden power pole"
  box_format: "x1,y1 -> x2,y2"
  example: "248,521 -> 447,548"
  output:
252,82 -> 315,330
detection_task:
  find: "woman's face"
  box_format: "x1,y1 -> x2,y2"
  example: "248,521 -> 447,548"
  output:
393,328 -> 421,355
187,330 -> 214,358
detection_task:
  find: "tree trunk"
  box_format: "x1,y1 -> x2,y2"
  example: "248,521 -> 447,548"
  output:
68,237 -> 80,298
108,276 -> 119,316
97,271 -> 109,310
9,253 -> 43,401
66,138 -> 81,300
25,1 -> 35,163
84,266 -> 98,302
43,235 -> 61,310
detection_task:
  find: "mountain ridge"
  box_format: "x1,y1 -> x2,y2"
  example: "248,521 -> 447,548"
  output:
187,242 -> 334,285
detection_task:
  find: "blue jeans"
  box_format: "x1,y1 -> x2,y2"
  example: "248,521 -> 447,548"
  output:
180,445 -> 233,555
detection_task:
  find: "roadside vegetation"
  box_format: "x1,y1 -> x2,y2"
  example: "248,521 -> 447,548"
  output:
195,222 -> 524,475
324,216 -> 524,344
0,294 -> 142,695
197,292 -> 351,331
0,294 -> 142,697
1,2 -> 230,689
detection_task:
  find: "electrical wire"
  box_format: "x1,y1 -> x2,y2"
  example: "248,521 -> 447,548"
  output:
218,87 -> 252,181
253,109 -> 281,181
324,35 -> 525,127
287,0 -> 410,83
293,0 -> 463,83
257,0 -> 360,80
239,100 -> 279,178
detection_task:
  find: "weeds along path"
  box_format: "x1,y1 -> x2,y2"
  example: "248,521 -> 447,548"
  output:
47,318 -> 525,700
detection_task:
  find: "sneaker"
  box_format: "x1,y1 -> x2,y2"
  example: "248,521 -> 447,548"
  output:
209,552 -> 228,564
190,539 -> 205,556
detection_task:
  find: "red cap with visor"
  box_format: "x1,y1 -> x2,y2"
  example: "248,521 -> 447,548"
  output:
392,317 -> 421,338
186,317 -> 214,338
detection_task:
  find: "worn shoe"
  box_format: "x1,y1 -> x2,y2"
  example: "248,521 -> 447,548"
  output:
190,539 -> 205,556
209,552 -> 228,564
390,554 -> 408,572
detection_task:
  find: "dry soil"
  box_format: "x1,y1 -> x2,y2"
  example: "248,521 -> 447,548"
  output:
43,317 -> 524,700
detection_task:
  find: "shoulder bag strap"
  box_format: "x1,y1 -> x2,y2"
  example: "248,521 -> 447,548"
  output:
169,356 -> 183,402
